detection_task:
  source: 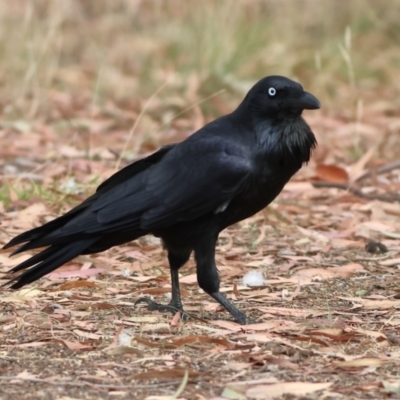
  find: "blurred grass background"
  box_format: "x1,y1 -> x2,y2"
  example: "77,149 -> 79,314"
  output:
1,0 -> 400,119
0,0 -> 400,178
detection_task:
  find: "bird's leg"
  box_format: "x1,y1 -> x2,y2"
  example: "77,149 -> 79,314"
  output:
135,250 -> 190,315
194,237 -> 250,325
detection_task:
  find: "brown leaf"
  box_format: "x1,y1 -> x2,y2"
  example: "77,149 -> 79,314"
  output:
246,381 -> 332,399
58,280 -> 99,290
333,358 -> 388,369
73,329 -> 101,340
292,263 -> 365,281
225,362 -> 253,372
338,297 -> 400,309
49,268 -> 105,279
56,339 -> 94,350
170,311 -> 181,327
10,203 -> 48,228
15,288 -> 44,297
315,164 -> 349,183
141,323 -> 170,333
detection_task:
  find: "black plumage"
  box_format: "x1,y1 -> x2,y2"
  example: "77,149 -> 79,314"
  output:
3,75 -> 320,324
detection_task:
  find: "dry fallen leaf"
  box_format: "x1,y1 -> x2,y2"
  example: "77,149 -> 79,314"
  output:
338,297 -> 400,309
58,280 -> 99,290
333,358 -> 388,369
292,263 -> 365,281
245,381 -> 333,399
315,164 -> 349,183
14,288 -> 43,298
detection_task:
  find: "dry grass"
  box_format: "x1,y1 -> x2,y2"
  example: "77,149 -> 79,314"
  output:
0,0 -> 398,163
1,1 -> 400,116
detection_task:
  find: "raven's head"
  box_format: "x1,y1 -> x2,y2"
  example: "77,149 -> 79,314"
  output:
239,75 -> 320,120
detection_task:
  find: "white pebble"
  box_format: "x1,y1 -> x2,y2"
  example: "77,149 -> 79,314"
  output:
122,269 -> 131,277
118,329 -> 133,346
242,270 -> 264,287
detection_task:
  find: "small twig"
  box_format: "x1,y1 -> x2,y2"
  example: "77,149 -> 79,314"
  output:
115,80 -> 170,171
312,181 -> 400,203
171,370 -> 189,399
352,254 -> 394,262
355,160 -> 400,182
107,147 -> 121,159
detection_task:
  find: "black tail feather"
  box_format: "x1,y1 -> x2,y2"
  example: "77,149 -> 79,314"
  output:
9,235 -> 66,257
3,226 -> 49,251
3,199 -> 92,252
9,239 -> 51,257
3,218 -> 71,251
9,245 -> 62,273
5,238 -> 98,289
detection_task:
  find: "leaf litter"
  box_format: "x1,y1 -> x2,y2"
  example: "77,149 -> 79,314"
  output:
2,144 -> 400,399
2,112 -> 400,400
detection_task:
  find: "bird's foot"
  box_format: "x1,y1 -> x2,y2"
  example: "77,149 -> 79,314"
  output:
134,297 -> 184,316
209,291 -> 255,325
231,313 -> 256,325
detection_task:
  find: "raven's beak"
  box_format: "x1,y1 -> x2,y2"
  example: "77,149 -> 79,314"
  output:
299,91 -> 321,110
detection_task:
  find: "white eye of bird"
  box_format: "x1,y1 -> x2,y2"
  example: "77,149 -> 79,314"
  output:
268,87 -> 276,97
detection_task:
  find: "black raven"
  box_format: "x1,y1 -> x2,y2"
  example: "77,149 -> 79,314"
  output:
3,76 -> 320,324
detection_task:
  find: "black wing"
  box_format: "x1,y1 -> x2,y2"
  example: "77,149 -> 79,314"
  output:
94,137 -> 253,231
4,137 -> 253,250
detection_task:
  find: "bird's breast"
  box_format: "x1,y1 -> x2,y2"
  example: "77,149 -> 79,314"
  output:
218,167 -> 292,229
